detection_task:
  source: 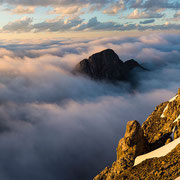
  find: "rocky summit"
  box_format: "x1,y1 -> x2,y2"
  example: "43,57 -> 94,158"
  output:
74,49 -> 145,82
93,89 -> 180,180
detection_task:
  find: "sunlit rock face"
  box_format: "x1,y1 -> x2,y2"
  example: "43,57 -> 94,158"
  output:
94,121 -> 148,180
142,88 -> 180,150
74,49 -> 145,82
94,144 -> 180,180
116,120 -> 147,164
93,89 -> 180,180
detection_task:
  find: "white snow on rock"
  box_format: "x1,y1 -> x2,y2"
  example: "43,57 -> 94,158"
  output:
160,94 -> 178,118
169,95 -> 178,102
160,104 -> 169,118
134,137 -> 180,166
174,115 -> 180,123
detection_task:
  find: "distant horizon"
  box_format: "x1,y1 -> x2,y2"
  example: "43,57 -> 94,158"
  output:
0,30 -> 180,42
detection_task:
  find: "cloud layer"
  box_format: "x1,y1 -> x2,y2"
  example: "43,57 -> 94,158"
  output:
0,33 -> 179,180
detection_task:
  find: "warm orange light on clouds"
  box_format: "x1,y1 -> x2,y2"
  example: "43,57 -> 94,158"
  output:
0,30 -> 180,41
12,5 -> 35,14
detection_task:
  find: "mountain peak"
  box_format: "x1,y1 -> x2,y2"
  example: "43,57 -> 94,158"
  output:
74,49 -> 145,82
91,48 -> 117,55
88,48 -> 123,66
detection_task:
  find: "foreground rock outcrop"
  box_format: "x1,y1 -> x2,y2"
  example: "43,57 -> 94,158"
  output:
74,49 -> 145,82
142,88 -> 180,151
94,89 -> 180,180
94,144 -> 180,180
116,121 -> 148,169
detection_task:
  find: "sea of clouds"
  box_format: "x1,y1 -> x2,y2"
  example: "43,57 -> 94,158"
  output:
0,33 -> 179,180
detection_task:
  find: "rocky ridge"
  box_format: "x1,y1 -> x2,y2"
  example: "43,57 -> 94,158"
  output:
74,49 -> 146,82
142,89 -> 180,150
93,89 -> 180,180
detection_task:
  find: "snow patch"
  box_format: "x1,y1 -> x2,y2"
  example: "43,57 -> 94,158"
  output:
174,115 -> 180,123
160,104 -> 169,118
169,95 -> 178,102
134,137 -> 180,166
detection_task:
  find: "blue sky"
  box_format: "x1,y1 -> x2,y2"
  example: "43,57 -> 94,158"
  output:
0,0 -> 180,37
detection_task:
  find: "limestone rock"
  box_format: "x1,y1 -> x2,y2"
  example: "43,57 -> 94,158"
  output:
93,89 -> 180,180
94,120 -> 148,180
142,89 -> 180,150
94,143 -> 180,180
115,143 -> 180,180
117,120 -> 147,161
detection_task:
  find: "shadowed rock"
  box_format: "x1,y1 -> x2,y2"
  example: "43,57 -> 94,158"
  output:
74,49 -> 146,82
124,59 -> 146,72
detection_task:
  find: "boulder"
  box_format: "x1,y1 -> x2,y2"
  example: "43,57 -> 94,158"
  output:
117,120 -> 148,165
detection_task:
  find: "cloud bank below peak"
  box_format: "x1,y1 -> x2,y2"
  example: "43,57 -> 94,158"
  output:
0,33 -> 179,180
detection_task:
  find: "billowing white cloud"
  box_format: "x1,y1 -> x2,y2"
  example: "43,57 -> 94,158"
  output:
128,9 -> 164,19
0,0 -> 179,32
2,15 -> 180,33
34,17 -> 83,32
0,0 -> 113,7
103,0 -> 126,14
48,6 -> 82,15
0,0 -> 180,16
131,0 -> 180,11
2,17 -> 33,32
104,0 -> 180,15
75,17 -> 122,31
12,5 -> 35,14
0,33 -> 179,180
